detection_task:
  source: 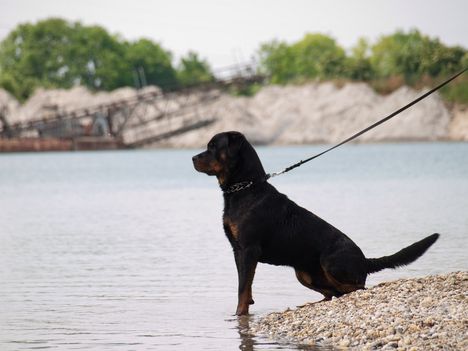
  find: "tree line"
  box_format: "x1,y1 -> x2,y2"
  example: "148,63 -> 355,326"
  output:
0,18 -> 214,101
0,18 -> 466,102
258,31 -> 467,102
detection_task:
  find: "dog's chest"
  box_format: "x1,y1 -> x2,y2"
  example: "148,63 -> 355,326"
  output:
222,198 -> 258,244
223,216 -> 240,241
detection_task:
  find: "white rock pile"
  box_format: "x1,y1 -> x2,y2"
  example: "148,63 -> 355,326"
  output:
2,85 -> 161,125
1,82 -> 468,145
155,82 -> 466,147
251,272 -> 467,350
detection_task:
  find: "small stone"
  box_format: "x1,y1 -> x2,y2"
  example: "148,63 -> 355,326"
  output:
420,296 -> 433,308
361,292 -> 371,299
382,342 -> 399,350
339,338 -> 350,347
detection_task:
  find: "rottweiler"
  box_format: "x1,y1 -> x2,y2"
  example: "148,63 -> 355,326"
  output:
192,131 -> 439,316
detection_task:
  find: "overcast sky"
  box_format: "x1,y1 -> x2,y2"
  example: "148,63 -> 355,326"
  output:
1,0 -> 467,68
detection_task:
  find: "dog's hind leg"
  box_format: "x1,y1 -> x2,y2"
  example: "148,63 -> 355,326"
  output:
294,269 -> 337,307
320,255 -> 366,295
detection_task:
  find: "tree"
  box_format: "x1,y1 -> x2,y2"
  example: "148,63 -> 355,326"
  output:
125,39 -> 178,90
176,51 -> 214,88
345,37 -> 374,81
71,23 -> 129,90
258,40 -> 296,84
0,18 -> 131,99
370,29 -> 466,82
258,34 -> 347,84
0,18 -> 74,99
0,18 -> 180,99
291,33 -> 346,79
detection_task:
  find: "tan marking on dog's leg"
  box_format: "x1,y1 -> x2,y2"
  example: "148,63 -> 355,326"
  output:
295,269 -> 334,307
323,270 -> 364,294
236,260 -> 257,316
295,270 -> 313,287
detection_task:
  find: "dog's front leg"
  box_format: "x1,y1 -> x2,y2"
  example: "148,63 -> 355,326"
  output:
234,250 -> 255,306
235,246 -> 260,316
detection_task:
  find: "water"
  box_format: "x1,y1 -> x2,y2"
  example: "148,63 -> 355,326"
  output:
0,143 -> 467,350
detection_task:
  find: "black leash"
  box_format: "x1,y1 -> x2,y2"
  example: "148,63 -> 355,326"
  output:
266,68 -> 467,180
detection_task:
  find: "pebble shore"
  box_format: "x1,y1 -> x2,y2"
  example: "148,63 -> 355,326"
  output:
251,272 -> 467,350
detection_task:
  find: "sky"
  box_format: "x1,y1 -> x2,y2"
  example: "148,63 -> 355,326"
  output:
0,0 -> 467,68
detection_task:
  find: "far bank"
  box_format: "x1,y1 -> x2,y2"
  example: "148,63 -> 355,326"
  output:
1,82 -> 468,152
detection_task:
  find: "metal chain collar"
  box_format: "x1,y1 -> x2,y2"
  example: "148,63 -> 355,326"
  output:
222,181 -> 254,194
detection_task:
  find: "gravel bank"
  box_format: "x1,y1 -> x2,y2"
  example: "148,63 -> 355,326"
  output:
251,272 -> 467,350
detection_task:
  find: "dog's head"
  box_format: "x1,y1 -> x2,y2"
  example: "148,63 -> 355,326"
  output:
192,131 -> 266,186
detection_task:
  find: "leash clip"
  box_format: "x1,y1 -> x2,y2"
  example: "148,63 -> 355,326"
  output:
266,169 -> 287,179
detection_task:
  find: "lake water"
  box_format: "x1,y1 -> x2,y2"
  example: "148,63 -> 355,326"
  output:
0,143 -> 467,350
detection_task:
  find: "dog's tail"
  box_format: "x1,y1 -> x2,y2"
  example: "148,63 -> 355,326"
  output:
366,233 -> 439,274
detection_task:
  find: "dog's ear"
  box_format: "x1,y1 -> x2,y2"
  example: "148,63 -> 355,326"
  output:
227,132 -> 245,158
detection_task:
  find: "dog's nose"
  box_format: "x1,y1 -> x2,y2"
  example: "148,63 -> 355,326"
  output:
192,155 -> 198,162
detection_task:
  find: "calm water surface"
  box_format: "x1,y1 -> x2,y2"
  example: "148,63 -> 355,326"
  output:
0,143 -> 467,350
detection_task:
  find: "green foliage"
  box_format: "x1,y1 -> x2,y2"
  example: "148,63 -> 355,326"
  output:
292,33 -> 346,79
258,29 -> 467,103
176,51 -> 214,88
1,19 -> 466,103
344,38 -> 375,81
0,18 -> 131,99
71,23 -> 129,90
440,78 -> 468,103
125,39 -> 178,90
259,34 -> 346,83
229,82 -> 262,97
0,18 -> 213,100
370,29 -> 465,82
258,40 -> 296,84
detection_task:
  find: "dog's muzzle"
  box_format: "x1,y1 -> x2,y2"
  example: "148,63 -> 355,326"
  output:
192,153 -> 207,173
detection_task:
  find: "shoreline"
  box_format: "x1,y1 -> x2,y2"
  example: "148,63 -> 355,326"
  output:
251,272 -> 467,350
0,137 -> 467,153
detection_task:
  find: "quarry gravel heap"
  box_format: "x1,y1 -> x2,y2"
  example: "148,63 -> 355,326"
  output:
2,82 -> 468,145
251,272 -> 467,350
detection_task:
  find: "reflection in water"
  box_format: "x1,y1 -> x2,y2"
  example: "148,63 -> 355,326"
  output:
236,315 -> 335,351
237,316 -> 255,351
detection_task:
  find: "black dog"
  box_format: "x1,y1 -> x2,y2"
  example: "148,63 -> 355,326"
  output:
192,131 -> 439,316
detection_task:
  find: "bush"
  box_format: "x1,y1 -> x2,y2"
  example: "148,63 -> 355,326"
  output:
176,51 -> 214,88
258,30 -> 467,102
370,29 -> 465,83
259,34 -> 347,84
